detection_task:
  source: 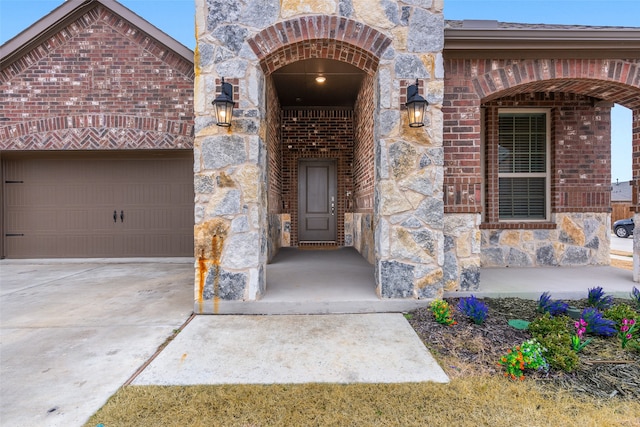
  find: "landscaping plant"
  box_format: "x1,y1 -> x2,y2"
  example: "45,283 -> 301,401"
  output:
536,292 -> 568,316
429,300 -> 456,326
570,318 -> 592,353
603,303 -> 639,327
618,318 -> 637,350
586,286 -> 614,310
528,313 -> 579,372
456,295 -> 488,325
581,308 -> 617,337
498,339 -> 549,380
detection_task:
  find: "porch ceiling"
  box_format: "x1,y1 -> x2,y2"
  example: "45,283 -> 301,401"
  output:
483,79 -> 640,110
272,58 -> 365,107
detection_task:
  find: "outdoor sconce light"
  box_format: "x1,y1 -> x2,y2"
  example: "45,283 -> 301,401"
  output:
212,77 -> 234,127
406,79 -> 428,128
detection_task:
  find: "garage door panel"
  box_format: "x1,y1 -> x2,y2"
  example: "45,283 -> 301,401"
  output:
3,153 -> 194,258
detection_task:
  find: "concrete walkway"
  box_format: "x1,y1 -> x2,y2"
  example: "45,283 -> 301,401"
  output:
132,313 -> 448,386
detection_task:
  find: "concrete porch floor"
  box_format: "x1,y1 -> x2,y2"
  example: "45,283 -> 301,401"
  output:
210,247 -> 638,315
210,248 -> 426,314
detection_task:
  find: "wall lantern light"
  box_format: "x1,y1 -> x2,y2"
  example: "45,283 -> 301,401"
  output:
406,79 -> 428,128
212,77 -> 234,127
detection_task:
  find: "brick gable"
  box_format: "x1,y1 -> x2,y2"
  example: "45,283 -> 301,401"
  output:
1,4 -> 194,150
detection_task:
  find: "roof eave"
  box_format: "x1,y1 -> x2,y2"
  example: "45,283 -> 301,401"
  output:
445,28 -> 640,58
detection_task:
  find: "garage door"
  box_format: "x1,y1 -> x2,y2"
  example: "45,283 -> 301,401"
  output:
2,151 -> 194,258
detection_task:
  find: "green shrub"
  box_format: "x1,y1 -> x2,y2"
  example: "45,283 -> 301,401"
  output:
538,333 -> 580,372
528,313 -> 571,337
603,303 -> 639,327
528,313 -> 579,372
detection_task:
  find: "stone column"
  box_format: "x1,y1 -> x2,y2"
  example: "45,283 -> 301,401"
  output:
374,3 -> 446,299
633,110 -> 640,282
193,0 -> 275,312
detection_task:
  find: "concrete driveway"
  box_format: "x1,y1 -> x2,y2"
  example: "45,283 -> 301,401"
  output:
0,259 -> 193,427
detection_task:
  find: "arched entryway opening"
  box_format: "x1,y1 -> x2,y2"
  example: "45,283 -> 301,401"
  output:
249,16 -> 390,300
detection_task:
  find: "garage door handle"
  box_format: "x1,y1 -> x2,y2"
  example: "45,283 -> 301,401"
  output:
113,210 -> 117,223
120,210 -> 124,223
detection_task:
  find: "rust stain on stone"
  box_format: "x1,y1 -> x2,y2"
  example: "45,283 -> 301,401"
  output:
197,256 -> 206,313
217,172 -> 235,188
195,219 -> 228,314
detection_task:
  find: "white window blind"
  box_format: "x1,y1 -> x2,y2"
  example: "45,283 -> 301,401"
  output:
498,111 -> 549,220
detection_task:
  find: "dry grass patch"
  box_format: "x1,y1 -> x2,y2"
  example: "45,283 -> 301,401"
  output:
85,379 -> 640,427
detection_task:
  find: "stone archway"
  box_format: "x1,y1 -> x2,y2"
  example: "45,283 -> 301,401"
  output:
194,1 -> 446,312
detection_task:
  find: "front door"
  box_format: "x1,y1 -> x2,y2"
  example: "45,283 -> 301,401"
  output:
298,160 -> 336,242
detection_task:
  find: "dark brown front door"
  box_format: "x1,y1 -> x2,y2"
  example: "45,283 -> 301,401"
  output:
298,160 -> 336,242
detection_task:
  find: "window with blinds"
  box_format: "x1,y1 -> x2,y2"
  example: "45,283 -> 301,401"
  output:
498,111 -> 549,220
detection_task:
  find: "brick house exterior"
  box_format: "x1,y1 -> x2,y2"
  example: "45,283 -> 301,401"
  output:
3,1 -> 640,310
193,0 -> 640,312
0,0 -> 195,258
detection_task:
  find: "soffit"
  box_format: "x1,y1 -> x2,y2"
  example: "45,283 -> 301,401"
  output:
272,58 -> 365,108
444,20 -> 640,59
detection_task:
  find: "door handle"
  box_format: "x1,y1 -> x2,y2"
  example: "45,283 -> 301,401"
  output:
113,210 -> 117,223
120,210 -> 124,223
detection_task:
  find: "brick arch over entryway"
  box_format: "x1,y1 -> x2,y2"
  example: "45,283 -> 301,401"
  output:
472,58 -> 640,110
246,15 -> 392,75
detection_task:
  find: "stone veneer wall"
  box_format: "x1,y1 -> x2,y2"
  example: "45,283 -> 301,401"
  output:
444,213 -> 481,291
481,213 -> 610,267
194,0 -> 445,308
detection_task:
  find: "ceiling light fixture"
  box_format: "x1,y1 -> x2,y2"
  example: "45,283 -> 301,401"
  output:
315,75 -> 326,84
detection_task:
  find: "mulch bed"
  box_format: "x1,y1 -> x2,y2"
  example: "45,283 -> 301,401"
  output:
408,297 -> 640,400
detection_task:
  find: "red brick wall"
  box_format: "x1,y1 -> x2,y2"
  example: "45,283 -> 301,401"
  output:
0,5 -> 194,150
443,61 -> 483,214
266,76 -> 282,214
444,57 -> 637,222
281,109 -> 354,246
353,74 -> 375,212
482,93 -> 612,225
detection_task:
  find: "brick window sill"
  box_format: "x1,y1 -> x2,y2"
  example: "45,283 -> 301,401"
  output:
480,222 -> 556,230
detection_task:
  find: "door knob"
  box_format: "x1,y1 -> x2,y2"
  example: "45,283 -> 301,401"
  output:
113,210 -> 117,223
120,210 -> 124,223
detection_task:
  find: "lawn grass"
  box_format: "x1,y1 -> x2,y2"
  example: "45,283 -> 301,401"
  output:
85,376 -> 640,427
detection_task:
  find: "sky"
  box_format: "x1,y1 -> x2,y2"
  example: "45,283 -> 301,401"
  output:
0,0 -> 636,181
